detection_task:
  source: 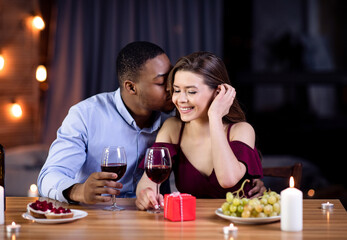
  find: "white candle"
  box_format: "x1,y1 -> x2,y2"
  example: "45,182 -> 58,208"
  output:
27,184 -> 39,197
281,176 -> 303,231
0,186 -> 4,225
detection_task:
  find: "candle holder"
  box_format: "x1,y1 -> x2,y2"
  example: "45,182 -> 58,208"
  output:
223,223 -> 238,238
6,222 -> 21,238
321,202 -> 334,210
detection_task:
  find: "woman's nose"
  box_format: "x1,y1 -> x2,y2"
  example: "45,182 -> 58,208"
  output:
178,92 -> 188,102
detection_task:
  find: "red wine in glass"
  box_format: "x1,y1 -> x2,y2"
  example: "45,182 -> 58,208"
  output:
101,163 -> 127,181
144,147 -> 172,213
145,165 -> 171,184
100,146 -> 127,211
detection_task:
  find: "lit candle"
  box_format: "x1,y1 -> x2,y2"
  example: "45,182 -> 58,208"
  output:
223,223 -> 238,237
6,222 -> 21,233
281,176 -> 303,231
0,186 -> 3,225
321,202 -> 334,210
27,184 -> 39,197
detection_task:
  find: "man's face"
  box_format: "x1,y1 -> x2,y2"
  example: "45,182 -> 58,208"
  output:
136,54 -> 175,113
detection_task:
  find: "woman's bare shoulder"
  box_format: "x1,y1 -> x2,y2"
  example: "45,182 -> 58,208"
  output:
156,117 -> 182,143
229,122 -> 256,148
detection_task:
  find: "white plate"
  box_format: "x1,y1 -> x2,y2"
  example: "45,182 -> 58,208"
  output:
22,209 -> 88,224
215,208 -> 280,224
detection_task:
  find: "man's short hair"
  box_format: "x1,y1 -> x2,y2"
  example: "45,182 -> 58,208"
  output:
116,41 -> 165,89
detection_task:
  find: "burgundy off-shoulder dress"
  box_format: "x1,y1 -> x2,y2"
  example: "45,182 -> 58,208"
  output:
140,123 -> 263,198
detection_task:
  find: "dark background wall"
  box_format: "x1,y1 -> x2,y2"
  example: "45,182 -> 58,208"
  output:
223,0 -> 347,204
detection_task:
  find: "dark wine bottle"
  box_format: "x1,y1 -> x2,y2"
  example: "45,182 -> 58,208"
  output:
0,144 -> 5,210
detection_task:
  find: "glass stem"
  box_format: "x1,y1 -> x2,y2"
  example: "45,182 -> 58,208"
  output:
112,194 -> 117,208
156,184 -> 160,209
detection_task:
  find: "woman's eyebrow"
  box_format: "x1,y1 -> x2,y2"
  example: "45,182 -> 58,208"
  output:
173,84 -> 198,89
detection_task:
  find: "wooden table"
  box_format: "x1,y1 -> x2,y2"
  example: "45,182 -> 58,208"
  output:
1,197 -> 347,239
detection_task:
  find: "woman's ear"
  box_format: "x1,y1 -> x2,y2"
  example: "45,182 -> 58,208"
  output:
213,86 -> 221,98
124,80 -> 137,95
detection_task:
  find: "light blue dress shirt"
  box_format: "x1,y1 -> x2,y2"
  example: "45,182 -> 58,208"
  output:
38,89 -> 172,202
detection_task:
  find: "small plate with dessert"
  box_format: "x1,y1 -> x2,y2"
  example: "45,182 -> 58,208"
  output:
22,200 -> 88,224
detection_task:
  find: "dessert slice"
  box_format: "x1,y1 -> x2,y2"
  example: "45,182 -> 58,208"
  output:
27,200 -> 74,219
27,200 -> 53,218
45,207 -> 73,219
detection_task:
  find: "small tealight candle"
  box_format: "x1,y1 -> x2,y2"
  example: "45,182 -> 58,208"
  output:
28,184 -> 39,197
281,177 -> 303,232
223,223 -> 238,237
321,202 -> 334,210
6,222 -> 21,233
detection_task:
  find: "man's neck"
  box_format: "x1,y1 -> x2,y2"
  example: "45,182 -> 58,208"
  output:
121,91 -> 155,129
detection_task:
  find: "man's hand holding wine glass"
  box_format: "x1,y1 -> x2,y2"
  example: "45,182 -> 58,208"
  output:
64,172 -> 123,205
100,146 -> 127,211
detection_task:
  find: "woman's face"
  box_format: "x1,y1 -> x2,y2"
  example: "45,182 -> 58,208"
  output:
172,70 -> 215,122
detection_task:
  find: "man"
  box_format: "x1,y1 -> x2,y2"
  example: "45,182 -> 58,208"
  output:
38,41 -> 265,204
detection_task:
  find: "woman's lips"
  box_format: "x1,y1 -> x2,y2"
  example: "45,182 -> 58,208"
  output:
178,106 -> 194,114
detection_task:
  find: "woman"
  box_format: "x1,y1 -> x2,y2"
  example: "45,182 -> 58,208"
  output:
136,52 -> 263,210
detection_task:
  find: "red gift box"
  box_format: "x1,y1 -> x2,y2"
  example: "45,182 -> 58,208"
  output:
164,192 -> 196,221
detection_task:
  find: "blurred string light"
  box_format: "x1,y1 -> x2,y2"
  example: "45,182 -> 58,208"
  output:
32,15 -> 45,30
36,65 -> 47,82
0,54 -> 4,71
1,12 -> 46,122
11,102 -> 23,118
307,189 -> 315,197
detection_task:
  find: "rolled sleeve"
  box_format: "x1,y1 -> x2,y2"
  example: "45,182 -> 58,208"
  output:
37,107 -> 89,202
38,171 -> 78,202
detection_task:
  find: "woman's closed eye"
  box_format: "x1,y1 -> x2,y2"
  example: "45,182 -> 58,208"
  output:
173,89 -> 197,94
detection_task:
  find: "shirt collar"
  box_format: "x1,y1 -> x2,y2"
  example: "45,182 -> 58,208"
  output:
114,89 -> 162,132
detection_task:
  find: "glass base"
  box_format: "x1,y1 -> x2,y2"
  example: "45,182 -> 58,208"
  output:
147,207 -> 162,214
103,205 -> 125,211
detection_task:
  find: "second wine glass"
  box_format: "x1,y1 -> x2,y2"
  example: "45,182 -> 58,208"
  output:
100,146 -> 127,211
144,147 -> 172,213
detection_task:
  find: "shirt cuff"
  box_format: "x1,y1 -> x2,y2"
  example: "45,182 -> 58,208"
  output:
56,179 -> 79,203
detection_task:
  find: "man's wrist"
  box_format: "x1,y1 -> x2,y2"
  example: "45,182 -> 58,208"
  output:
62,184 -> 80,204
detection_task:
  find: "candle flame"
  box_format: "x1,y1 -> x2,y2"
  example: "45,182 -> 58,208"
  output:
289,176 -> 295,188
11,222 -> 15,226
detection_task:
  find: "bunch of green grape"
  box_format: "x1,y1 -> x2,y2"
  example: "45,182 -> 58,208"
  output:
221,182 -> 281,218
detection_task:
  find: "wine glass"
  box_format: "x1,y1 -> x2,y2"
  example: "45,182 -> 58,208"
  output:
144,147 -> 172,213
100,146 -> 127,211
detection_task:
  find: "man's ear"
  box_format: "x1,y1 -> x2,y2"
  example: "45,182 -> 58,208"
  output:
124,80 -> 137,95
